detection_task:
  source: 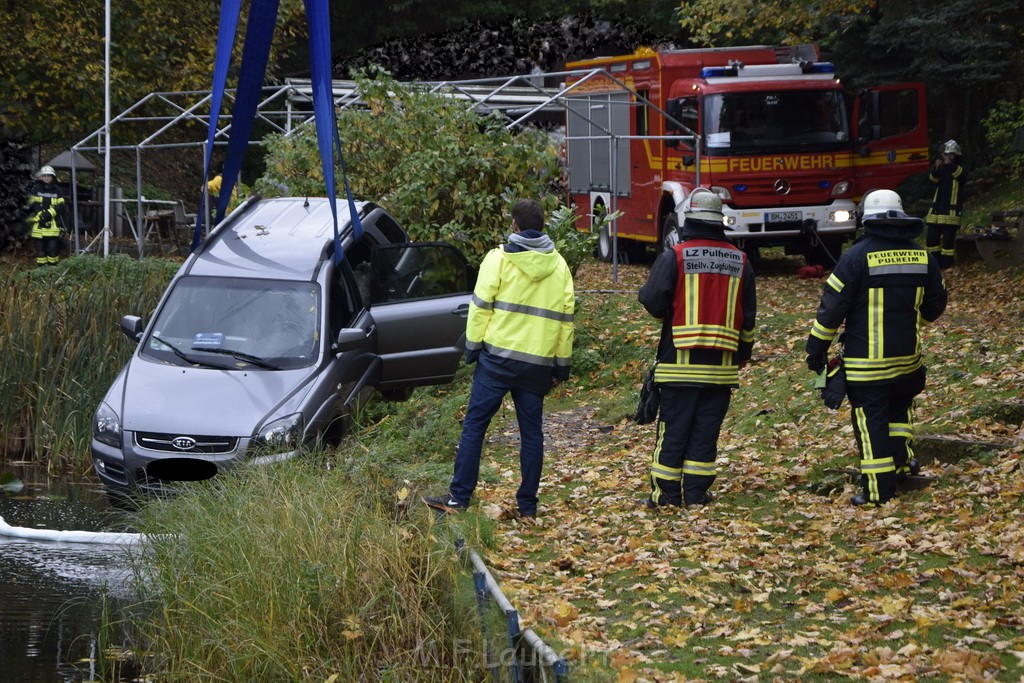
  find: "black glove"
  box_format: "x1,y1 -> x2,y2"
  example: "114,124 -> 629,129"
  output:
38,211 -> 52,226
807,352 -> 827,373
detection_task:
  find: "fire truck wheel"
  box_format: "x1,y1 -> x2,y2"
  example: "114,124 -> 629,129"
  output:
661,213 -> 681,252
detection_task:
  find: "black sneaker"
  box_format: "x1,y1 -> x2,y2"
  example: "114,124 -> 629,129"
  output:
423,495 -> 468,514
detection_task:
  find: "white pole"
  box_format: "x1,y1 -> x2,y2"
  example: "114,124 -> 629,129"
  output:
102,0 -> 111,258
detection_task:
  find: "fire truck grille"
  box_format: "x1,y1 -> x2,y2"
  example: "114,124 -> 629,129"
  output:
744,179 -> 829,197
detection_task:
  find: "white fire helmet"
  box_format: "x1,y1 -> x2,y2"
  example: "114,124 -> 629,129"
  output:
683,188 -> 724,222
861,189 -> 911,222
36,165 -> 56,179
942,140 -> 961,155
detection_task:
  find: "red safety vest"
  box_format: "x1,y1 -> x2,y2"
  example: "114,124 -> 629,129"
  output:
670,239 -> 748,353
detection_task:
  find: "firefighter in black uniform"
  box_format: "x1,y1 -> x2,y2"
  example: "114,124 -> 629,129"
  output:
639,189 -> 757,508
26,165 -> 66,266
807,189 -> 947,506
924,139 -> 966,269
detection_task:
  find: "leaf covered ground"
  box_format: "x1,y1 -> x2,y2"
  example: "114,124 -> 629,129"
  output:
454,253 -> 1024,682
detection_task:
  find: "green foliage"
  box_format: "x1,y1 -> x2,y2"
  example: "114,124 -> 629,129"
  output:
547,204 -> 619,277
0,137 -> 32,251
0,256 -> 177,471
0,1 -> 308,144
676,0 -> 876,48
255,72 -> 562,265
983,99 -> 1024,180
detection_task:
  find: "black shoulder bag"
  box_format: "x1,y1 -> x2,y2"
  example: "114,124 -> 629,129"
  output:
634,363 -> 661,424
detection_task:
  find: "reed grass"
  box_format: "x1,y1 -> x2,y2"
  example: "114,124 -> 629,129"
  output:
133,455 -> 488,681
0,255 -> 179,472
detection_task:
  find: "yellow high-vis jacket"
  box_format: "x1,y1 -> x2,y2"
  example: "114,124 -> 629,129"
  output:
465,240 -> 574,395
27,180 -> 64,239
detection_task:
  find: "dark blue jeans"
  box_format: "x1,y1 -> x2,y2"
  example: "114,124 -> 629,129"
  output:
449,363 -> 545,515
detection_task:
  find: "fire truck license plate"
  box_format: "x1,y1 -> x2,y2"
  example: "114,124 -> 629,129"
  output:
766,211 -> 802,223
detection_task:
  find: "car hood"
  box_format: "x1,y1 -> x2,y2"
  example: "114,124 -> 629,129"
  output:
118,357 -> 316,436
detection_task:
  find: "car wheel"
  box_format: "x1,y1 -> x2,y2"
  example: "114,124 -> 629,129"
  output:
321,411 -> 350,447
379,387 -> 414,402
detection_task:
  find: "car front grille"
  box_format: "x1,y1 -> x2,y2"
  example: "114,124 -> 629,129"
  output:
135,431 -> 238,454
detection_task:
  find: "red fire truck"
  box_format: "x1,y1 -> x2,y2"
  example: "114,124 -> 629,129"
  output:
563,45 -> 929,264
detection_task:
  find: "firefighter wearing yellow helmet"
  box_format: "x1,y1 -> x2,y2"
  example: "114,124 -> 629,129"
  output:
924,139 -> 965,269
807,189 -> 947,506
26,165 -> 66,266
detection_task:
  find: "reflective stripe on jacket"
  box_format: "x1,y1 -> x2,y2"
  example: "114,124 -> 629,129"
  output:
639,225 -> 756,389
27,180 -> 65,239
925,161 -> 965,225
670,239 -> 750,352
807,230 -> 947,383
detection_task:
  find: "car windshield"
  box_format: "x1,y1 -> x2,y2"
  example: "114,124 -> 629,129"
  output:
141,276 -> 321,370
702,90 -> 848,154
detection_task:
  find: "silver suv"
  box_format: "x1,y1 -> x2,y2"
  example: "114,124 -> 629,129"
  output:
92,196 -> 474,493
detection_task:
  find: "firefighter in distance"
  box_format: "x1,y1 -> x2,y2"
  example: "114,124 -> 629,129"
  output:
807,189 -> 947,507
924,139 -> 966,269
26,165 -> 66,266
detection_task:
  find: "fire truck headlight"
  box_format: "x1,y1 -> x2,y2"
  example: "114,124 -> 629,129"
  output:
724,215 -> 737,227
830,181 -> 851,197
830,210 -> 852,223
710,185 -> 733,202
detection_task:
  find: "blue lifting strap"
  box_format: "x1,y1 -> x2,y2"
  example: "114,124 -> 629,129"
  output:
194,0 -> 241,251
197,0 -> 358,261
216,0 -> 280,224
304,0 -> 362,263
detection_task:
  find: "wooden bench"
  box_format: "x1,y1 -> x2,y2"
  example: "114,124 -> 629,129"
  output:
974,209 -> 1024,269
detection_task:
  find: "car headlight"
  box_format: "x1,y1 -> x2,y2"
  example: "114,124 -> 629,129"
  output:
255,413 -> 303,451
830,210 -> 852,223
93,402 -> 122,448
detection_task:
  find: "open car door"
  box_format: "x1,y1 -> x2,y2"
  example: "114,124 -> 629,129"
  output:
367,242 -> 475,389
850,83 -> 930,199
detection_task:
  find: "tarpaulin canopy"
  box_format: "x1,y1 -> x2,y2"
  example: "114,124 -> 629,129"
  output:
45,150 -> 97,172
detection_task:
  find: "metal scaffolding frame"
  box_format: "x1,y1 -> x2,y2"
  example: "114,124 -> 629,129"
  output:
67,70 -> 695,266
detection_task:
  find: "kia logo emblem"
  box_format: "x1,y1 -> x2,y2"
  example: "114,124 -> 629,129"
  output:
774,179 -> 791,195
172,436 -> 197,451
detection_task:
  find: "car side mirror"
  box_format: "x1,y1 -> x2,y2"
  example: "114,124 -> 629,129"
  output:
333,327 -> 368,353
120,315 -> 143,343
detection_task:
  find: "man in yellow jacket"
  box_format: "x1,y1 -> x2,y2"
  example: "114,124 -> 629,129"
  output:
425,199 -> 575,519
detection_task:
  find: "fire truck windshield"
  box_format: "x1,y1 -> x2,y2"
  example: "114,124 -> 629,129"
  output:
702,90 -> 848,155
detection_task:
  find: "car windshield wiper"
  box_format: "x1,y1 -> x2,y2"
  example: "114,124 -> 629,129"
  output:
149,333 -> 227,369
192,346 -> 280,370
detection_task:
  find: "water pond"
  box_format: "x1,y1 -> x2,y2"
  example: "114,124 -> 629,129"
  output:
0,466 -> 141,682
